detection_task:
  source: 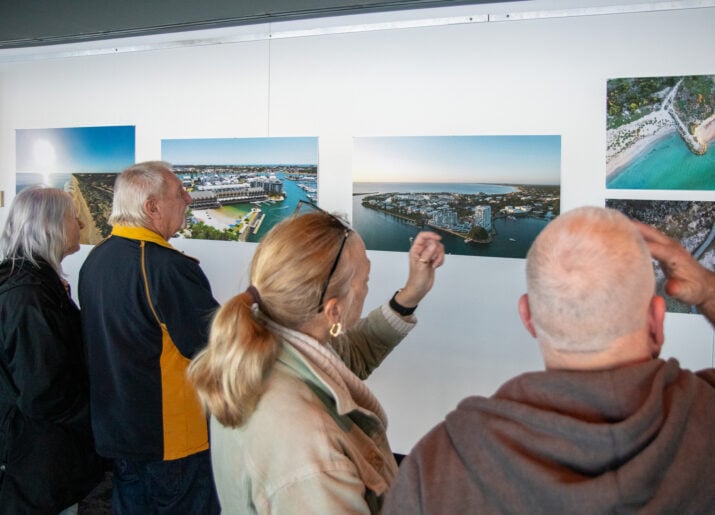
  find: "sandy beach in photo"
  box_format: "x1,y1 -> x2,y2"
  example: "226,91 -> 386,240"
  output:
191,208 -> 240,230
695,113 -> 715,147
606,110 -> 675,179
70,175 -> 104,245
607,107 -> 715,182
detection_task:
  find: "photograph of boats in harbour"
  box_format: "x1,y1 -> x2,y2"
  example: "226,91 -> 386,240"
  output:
607,198 -> 715,314
352,135 -> 561,259
606,75 -> 715,190
161,137 -> 318,242
15,125 -> 135,245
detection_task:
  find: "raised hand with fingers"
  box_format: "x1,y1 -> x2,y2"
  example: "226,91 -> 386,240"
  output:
634,219 -> 715,324
394,231 -> 446,311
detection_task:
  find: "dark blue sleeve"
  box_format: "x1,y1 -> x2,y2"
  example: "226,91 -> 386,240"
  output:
149,251 -> 219,359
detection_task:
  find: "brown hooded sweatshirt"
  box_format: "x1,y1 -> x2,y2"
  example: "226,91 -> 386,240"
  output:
384,358 -> 715,514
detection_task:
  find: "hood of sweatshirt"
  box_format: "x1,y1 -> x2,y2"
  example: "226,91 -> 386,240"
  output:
443,358 -> 715,513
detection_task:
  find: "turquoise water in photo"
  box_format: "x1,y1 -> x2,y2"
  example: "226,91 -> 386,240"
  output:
607,132 -> 715,190
220,173 -> 313,243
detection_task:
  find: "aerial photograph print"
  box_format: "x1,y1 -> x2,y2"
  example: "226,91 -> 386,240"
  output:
606,198 -> 715,314
352,135 -> 561,259
161,137 -> 318,242
606,75 -> 715,190
15,125 -> 136,245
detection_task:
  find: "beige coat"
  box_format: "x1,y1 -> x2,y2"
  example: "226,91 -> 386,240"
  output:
210,304 -> 415,514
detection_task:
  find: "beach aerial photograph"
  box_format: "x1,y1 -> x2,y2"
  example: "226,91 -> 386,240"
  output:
607,198 -> 715,314
353,135 -> 561,259
161,137 -> 318,242
606,75 -> 715,190
15,125 -> 136,244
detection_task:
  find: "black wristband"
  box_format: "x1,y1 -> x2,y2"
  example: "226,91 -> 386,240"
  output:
389,290 -> 417,316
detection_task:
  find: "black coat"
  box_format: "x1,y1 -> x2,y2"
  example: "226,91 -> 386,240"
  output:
0,258 -> 104,514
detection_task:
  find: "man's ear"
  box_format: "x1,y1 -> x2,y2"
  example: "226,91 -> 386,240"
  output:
518,293 -> 537,338
144,197 -> 159,219
647,295 -> 666,358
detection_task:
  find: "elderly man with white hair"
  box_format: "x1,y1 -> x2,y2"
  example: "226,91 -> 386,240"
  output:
384,206 -> 715,514
79,161 -> 220,514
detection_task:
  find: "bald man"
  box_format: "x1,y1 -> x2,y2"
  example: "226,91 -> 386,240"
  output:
384,206 -> 715,514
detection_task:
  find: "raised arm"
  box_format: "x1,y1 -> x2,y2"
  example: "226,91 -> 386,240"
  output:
332,231 -> 445,377
393,231 -> 446,309
634,220 -> 715,326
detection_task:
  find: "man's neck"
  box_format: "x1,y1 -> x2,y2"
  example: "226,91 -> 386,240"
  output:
542,332 -> 656,371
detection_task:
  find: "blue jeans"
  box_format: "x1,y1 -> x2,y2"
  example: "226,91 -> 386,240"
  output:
112,450 -> 220,514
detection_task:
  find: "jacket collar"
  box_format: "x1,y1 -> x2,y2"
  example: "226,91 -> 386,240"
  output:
0,256 -> 63,296
109,225 -> 200,263
111,225 -> 174,249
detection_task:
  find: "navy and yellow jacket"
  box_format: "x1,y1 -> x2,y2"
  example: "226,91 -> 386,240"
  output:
78,226 -> 219,461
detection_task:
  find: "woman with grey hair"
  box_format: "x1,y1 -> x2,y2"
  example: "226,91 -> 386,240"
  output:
0,186 -> 104,514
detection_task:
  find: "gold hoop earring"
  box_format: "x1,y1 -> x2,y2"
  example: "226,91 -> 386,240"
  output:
329,322 -> 342,337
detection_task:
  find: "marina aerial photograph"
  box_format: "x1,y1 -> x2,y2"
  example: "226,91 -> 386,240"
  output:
606,75 -> 715,190
607,198 -> 715,314
161,137 -> 318,242
15,125 -> 136,244
353,135 -> 561,259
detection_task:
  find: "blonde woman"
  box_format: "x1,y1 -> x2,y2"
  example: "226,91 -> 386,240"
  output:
189,206 -> 444,514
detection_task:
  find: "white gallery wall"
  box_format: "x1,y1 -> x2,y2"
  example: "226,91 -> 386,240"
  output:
1,0 -> 714,452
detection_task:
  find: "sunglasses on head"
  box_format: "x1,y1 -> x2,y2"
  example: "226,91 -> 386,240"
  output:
293,200 -> 353,312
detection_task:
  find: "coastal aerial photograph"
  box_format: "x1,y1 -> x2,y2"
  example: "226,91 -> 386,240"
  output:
606,198 -> 715,314
606,75 -> 715,190
161,137 -> 318,242
353,135 -> 561,259
15,125 -> 136,244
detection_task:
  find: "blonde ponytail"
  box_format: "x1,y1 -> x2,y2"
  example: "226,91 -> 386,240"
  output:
188,291 -> 281,427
